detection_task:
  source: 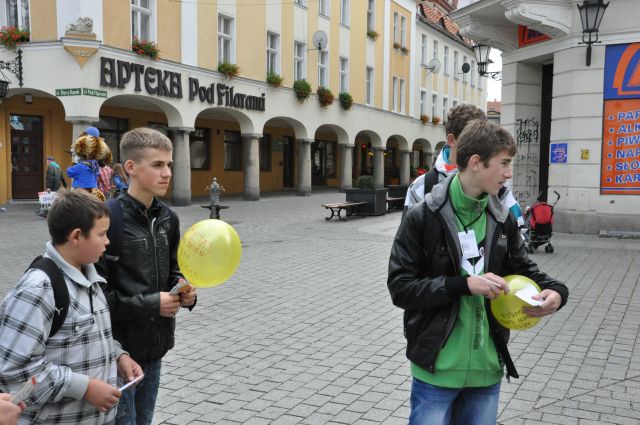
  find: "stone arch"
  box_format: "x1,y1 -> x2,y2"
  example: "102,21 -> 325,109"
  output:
354,130 -> 382,177
262,116 -> 311,190
412,138 -> 434,171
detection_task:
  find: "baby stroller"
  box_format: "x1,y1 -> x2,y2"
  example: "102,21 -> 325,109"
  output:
523,191 -> 560,254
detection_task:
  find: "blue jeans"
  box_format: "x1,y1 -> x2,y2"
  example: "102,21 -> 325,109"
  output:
409,378 -> 501,425
115,358 -> 162,425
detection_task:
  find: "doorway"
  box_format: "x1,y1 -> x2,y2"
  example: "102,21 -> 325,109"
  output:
282,136 -> 294,187
538,64 -> 553,202
10,115 -> 43,199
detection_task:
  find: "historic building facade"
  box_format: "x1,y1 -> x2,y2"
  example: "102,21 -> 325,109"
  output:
453,0 -> 639,233
0,0 -> 485,205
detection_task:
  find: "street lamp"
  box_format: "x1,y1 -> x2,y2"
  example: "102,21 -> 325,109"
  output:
472,43 -> 502,81
0,49 -> 24,103
577,0 -> 609,67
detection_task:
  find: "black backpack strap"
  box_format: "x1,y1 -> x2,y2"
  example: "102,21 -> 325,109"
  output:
27,256 -> 68,338
105,199 -> 124,286
423,169 -> 441,197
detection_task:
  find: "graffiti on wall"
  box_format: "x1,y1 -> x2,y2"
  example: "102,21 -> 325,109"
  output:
513,117 -> 540,206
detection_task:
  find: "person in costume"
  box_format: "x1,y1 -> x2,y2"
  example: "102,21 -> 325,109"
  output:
67,127 -> 112,202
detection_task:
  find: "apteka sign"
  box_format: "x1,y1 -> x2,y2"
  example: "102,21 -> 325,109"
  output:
99,57 -> 266,112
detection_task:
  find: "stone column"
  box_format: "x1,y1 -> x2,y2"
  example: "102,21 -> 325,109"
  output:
297,139 -> 312,196
399,150 -> 411,185
169,127 -> 193,206
373,147 -> 385,188
242,133 -> 261,201
339,144 -> 352,192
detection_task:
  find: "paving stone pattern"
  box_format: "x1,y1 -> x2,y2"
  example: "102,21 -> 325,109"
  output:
0,193 -> 639,424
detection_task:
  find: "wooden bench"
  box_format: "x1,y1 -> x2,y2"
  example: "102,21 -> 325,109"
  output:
322,202 -> 366,221
201,204 -> 230,219
386,197 -> 404,212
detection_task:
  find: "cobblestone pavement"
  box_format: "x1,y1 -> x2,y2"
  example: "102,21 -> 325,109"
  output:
1,192 -> 639,425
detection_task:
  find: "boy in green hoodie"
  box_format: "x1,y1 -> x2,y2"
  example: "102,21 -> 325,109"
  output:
388,120 -> 568,425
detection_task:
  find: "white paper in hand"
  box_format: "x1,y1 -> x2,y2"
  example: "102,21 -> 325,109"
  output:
169,280 -> 189,295
118,374 -> 144,392
515,283 -> 544,307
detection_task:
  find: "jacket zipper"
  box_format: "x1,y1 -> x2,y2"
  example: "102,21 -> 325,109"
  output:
148,216 -> 159,294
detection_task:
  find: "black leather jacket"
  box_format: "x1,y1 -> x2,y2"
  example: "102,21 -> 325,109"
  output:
98,193 -> 184,362
388,176 -> 569,379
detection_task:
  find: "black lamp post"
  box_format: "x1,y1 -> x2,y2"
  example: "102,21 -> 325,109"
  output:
0,49 -> 23,103
472,43 -> 502,81
577,0 -> 609,67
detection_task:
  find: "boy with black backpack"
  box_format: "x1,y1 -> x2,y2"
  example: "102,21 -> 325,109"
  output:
0,190 -> 142,425
403,104 -> 525,227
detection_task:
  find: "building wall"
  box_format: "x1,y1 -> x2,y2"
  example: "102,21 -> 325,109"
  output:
0,0 -> 459,205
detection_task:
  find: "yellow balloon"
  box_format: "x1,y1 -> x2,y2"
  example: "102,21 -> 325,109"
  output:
178,219 -> 242,288
490,275 -> 542,330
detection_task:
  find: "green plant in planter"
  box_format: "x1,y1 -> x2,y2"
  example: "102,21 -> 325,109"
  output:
432,116 -> 442,124
401,46 -> 409,54
420,114 -> 430,124
293,79 -> 312,102
0,26 -> 29,51
218,62 -> 240,78
317,87 -> 334,107
356,175 -> 375,189
367,30 -> 379,40
393,41 -> 401,49
339,92 -> 353,110
267,72 -> 284,87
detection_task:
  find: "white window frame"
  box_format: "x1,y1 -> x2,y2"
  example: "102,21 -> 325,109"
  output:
319,0 -> 329,17
432,94 -> 438,119
131,0 -> 154,41
453,51 -> 459,79
443,97 -> 449,122
318,50 -> 328,87
393,12 -> 399,44
432,40 -> 438,61
340,0 -> 349,26
266,31 -> 280,75
392,77 -> 398,112
399,79 -> 405,113
400,16 -> 406,48
218,14 -> 234,65
1,0 -> 29,28
294,41 -> 306,81
421,34 -> 427,65
471,60 -> 476,86
339,57 -> 349,93
367,0 -> 375,31
463,55 -> 468,83
443,46 -> 449,75
366,66 -> 374,106
295,0 -> 307,6
420,90 -> 427,116
453,100 -> 458,108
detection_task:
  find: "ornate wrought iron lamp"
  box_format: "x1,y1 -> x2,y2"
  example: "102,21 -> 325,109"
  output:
0,49 -> 23,103
472,44 -> 502,81
577,0 -> 609,67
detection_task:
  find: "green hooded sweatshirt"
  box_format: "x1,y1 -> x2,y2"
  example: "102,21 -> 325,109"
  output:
412,174 -> 503,388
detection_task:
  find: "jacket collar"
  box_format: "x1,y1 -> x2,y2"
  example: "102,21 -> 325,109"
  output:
426,174 -> 510,223
44,241 -> 106,288
121,192 -> 162,216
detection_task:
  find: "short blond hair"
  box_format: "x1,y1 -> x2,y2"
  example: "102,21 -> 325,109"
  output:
120,127 -> 172,163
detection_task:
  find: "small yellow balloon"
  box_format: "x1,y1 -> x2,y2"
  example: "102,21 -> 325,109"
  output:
178,219 -> 242,288
490,275 -> 542,330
